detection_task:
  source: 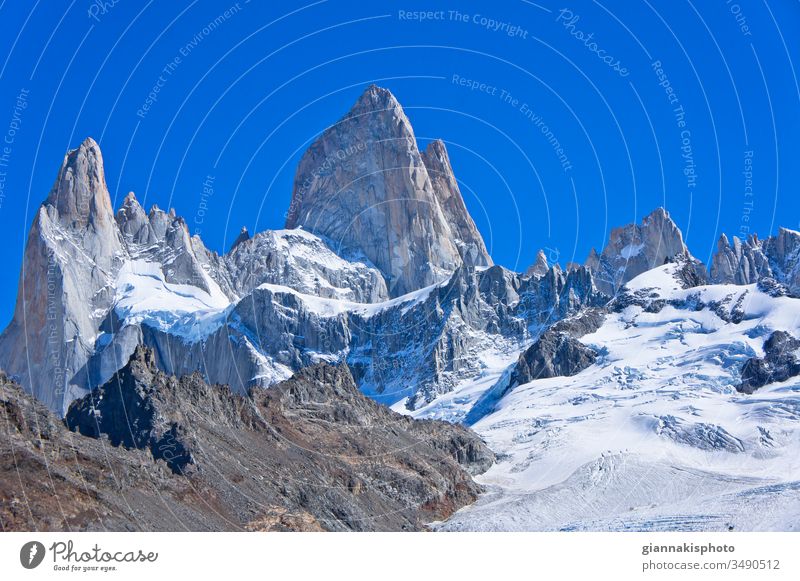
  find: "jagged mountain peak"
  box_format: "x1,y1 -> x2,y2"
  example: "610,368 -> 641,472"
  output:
349,83 -> 403,115
116,190 -> 154,245
122,190 -> 139,206
0,136 -> 125,413
525,249 -> 549,277
230,226 -> 250,251
46,136 -> 116,231
285,85 -> 491,296
586,207 -> 691,295
421,138 -> 492,269
643,205 -> 668,222
423,137 -> 447,157
772,226 -> 800,255
635,207 -> 683,241
335,84 -> 415,146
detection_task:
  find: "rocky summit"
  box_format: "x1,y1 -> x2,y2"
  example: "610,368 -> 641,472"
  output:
286,85 -> 491,296
0,87 -> 602,418
0,138 -> 125,413
710,228 -> 800,296
584,207 -> 699,295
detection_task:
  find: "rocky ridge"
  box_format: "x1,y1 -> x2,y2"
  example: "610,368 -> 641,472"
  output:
739,331 -> 800,394
584,207 -> 695,295
710,229 -> 800,296
3,347 -> 493,531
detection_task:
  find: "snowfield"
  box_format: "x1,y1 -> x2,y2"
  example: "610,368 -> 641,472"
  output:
433,263 -> 800,531
114,259 -> 232,342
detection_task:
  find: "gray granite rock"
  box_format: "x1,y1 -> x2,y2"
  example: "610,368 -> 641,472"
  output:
710,228 -> 800,296
285,85 -> 491,296
53,346 -> 494,531
0,138 -> 125,414
585,208 -> 691,295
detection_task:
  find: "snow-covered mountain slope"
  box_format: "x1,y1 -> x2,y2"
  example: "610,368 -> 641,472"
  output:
435,262 -> 800,531
224,228 -> 389,302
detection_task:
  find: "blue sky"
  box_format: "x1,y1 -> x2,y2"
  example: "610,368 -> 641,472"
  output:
0,0 -> 798,325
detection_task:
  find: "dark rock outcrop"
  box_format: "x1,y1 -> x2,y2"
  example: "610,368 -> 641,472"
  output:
739,331 -> 800,394
465,308 -> 605,425
511,333 -> 598,386
509,309 -> 605,388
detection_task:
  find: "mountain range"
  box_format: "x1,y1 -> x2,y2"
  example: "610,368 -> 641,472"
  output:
2,85 -> 799,531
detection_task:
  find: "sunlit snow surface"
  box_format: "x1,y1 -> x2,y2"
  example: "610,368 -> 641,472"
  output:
434,264 -> 800,531
114,259 -> 232,342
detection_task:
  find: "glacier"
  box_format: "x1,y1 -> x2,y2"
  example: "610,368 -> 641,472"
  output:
433,262 -> 800,531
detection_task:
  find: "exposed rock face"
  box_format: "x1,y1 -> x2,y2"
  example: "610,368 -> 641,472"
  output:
511,333 -> 597,389
1,370 -> 181,532
349,264 -> 604,410
285,85 -> 491,296
710,233 -> 772,286
5,100 -> 757,423
586,208 -> 691,295
0,93 -> 602,417
739,331 -> 800,394
0,138 -> 125,414
463,308 -> 605,425
116,194 -> 221,296
710,229 -> 800,296
764,228 -> 800,295
0,139 -> 392,414
757,277 -> 789,298
16,346 -> 496,531
115,191 -> 156,245
509,309 -> 604,388
525,249 -> 550,277
66,346 -> 195,473
421,139 -> 491,267
230,226 -> 250,251
107,261 -> 602,413
86,259 -> 602,415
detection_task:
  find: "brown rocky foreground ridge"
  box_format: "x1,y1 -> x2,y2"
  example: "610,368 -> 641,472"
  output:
0,346 -> 493,531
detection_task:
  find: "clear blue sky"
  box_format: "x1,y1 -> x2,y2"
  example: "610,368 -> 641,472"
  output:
1,0 -> 799,325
